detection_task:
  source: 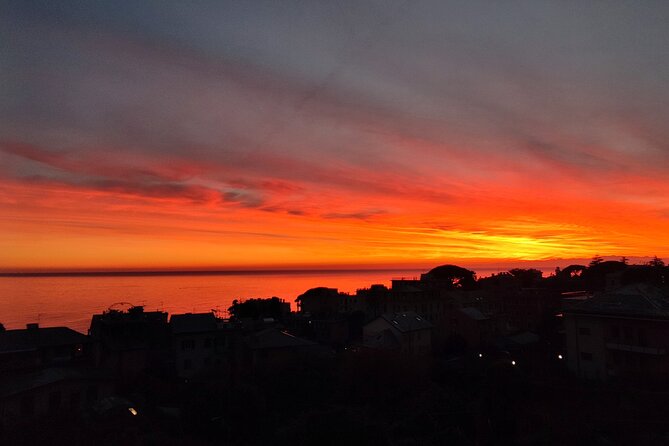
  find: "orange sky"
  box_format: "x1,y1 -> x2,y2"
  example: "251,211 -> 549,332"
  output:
2,2 -> 669,272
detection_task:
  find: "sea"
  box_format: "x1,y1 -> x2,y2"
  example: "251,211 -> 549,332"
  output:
0,269 -> 424,332
0,266 -> 558,333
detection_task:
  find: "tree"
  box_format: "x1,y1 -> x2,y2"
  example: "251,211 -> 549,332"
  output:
648,256 -> 665,268
589,255 -> 604,267
508,268 -> 543,287
422,264 -> 477,289
0,322 -> 4,332
228,297 -> 288,320
583,260 -> 627,291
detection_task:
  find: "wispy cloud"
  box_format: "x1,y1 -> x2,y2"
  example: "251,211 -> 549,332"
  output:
1,1 -> 669,269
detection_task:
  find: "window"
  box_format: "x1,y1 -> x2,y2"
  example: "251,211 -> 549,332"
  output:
204,338 -> 213,349
578,327 -> 591,336
183,359 -> 192,370
181,339 -> 196,350
610,325 -> 620,339
580,352 -> 593,361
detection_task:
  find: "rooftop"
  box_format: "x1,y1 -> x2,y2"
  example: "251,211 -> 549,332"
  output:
460,307 -> 488,321
381,311 -> 433,332
247,328 -> 315,350
0,367 -> 106,398
0,326 -> 88,354
170,312 -> 218,334
566,283 -> 669,319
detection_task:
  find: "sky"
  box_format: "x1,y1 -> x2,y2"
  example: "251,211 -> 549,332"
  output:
2,1 -> 669,272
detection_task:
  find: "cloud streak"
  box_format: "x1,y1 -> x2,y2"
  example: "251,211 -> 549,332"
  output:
1,1 -> 669,269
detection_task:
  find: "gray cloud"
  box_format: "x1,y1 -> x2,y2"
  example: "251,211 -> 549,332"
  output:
2,1 -> 669,206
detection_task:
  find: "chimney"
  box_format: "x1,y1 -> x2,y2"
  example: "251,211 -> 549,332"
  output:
26,323 -> 39,330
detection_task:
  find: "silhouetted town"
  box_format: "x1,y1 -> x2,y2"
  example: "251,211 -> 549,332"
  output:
2,258 -> 669,445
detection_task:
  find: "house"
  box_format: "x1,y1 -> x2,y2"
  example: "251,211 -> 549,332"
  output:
0,323 -> 88,372
0,325 -> 106,428
88,306 -> 170,380
363,312 -> 432,355
456,307 -> 495,349
245,328 -> 318,371
295,287 -> 344,317
170,312 -> 221,378
385,278 -> 485,347
564,283 -> 669,382
0,367 -> 113,427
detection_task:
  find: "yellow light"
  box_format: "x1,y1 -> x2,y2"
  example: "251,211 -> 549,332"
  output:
128,407 -> 138,416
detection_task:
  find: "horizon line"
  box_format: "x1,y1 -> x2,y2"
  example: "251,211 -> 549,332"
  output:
1,256 -> 657,277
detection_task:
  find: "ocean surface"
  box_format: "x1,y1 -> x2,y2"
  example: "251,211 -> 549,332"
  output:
0,265 -> 559,333
0,269 -> 426,332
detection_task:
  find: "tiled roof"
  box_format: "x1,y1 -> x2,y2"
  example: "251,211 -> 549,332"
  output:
460,307 -> 488,321
381,311 -> 432,332
247,328 -> 315,349
364,329 -> 401,350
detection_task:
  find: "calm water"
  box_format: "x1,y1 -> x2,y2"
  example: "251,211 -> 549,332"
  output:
0,270 -> 425,332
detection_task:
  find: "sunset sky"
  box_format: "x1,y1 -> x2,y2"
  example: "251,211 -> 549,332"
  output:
2,1 -> 669,272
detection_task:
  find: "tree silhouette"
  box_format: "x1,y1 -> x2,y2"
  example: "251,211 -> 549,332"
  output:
508,268 -> 543,287
589,255 -> 604,267
422,264 -> 477,289
648,256 -> 665,268
228,297 -> 287,320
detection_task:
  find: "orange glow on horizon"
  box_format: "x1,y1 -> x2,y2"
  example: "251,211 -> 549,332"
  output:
2,159 -> 668,272
3,2 -> 669,273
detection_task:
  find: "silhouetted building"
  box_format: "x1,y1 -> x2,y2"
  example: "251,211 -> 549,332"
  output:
245,328 -> 317,372
88,306 -> 170,381
363,312 -> 432,355
295,287 -> 345,317
0,324 -> 88,372
564,283 -> 669,382
456,307 -> 495,349
495,288 -> 561,333
353,284 -> 390,320
170,312 -> 221,378
0,367 -> 113,427
0,324 -> 111,428
387,277 -> 485,347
